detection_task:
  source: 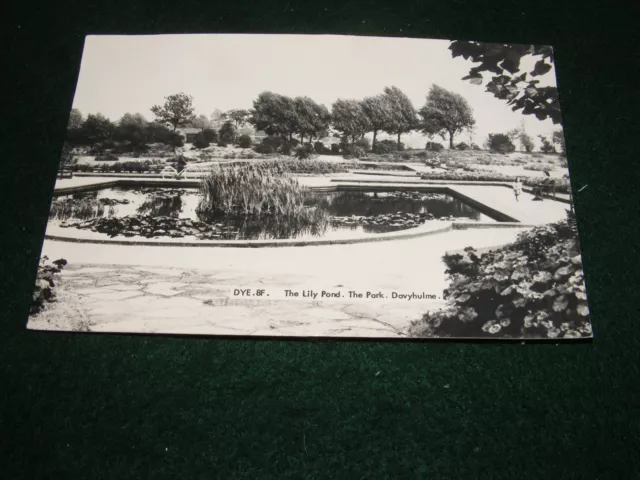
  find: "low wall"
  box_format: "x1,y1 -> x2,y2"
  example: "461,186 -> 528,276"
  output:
44,222 -> 454,248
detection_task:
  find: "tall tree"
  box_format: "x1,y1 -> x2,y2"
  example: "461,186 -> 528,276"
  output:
115,113 -> 149,147
192,114 -> 211,131
450,41 -> 561,124
150,92 -> 195,131
66,108 -> 85,144
552,129 -> 566,156
419,85 -> 475,149
331,99 -> 371,144
361,95 -> 392,147
250,91 -> 298,141
383,86 -> 417,145
59,142 -> 75,170
226,109 -> 251,129
82,113 -> 115,146
293,97 -> 331,143
210,109 -> 226,129
539,135 -> 556,153
67,108 -> 84,130
219,121 -> 237,143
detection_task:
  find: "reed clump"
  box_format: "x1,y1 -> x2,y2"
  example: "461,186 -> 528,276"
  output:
49,196 -> 105,221
197,162 -> 327,222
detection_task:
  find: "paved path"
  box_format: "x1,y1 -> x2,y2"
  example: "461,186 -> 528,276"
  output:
29,227 -> 526,337
452,185 -> 569,224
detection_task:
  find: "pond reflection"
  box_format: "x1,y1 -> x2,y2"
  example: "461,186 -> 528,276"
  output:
308,191 -> 486,221
137,195 -> 183,218
50,187 -> 492,240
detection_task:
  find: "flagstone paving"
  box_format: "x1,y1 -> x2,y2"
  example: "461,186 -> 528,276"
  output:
30,264 -> 441,337
28,227 -> 528,337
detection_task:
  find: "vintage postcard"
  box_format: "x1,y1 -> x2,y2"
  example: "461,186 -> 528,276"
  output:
28,34 -> 592,340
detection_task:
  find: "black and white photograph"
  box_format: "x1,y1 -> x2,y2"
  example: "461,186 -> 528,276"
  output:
28,34 -> 592,340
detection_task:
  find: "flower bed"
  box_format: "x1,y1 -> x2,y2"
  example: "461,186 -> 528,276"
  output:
70,158 -> 350,175
274,159 -> 350,174
72,159 -> 165,174
354,163 -> 415,172
409,213 -> 591,339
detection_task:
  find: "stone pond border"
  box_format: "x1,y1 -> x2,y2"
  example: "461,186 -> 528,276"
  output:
45,222 -> 455,248
47,179 -> 535,248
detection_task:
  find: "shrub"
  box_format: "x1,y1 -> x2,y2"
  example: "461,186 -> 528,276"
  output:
95,153 -> 119,161
193,132 -> 210,149
400,152 -> 412,160
254,144 -> 275,154
146,122 -> 174,144
354,137 -> 371,152
219,121 -> 237,144
373,139 -> 404,154
31,256 -> 68,315
280,141 -> 293,156
238,134 -> 252,149
203,128 -> 218,143
330,144 -> 340,155
314,141 -> 328,154
456,142 -> 470,150
487,133 -> 516,154
372,142 -> 393,154
170,131 -> 186,148
342,144 -> 366,159
409,214 -> 590,339
416,151 -> 429,160
217,140 -> 228,148
294,144 -> 314,160
425,142 -> 444,152
471,144 -> 482,150
175,155 -> 188,172
263,136 -> 284,150
539,135 -> 556,154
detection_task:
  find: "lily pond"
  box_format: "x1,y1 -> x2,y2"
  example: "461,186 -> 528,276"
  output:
49,187 -> 494,241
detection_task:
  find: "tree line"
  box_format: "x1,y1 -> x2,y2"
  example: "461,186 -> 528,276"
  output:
66,83 -> 563,155
65,85 -> 479,152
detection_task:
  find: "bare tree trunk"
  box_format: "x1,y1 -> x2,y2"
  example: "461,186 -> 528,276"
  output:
449,131 -> 455,149
372,130 -> 377,147
397,133 -> 401,145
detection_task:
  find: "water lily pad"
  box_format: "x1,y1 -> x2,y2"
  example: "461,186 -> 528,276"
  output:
552,295 -> 569,312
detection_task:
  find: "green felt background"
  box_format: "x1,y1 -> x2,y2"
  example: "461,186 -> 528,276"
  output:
2,1 -> 639,478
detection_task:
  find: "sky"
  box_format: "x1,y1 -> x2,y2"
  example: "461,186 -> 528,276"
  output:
72,34 -> 563,149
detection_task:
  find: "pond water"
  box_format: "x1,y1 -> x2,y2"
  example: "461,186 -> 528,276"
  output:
49,187 -> 494,241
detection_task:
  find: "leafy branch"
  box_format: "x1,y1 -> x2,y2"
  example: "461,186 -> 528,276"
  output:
450,41 -> 562,124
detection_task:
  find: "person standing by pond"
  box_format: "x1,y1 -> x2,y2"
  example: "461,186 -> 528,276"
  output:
512,177 -> 523,202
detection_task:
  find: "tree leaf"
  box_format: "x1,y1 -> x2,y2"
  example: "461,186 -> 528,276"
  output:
531,60 -> 552,77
